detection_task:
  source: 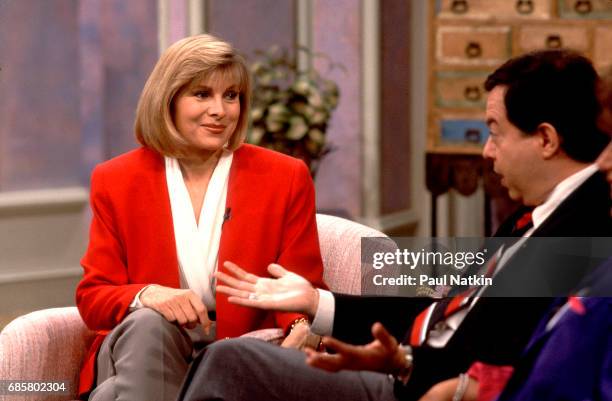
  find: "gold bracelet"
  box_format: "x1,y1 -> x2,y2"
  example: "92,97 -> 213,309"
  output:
290,317 -> 310,332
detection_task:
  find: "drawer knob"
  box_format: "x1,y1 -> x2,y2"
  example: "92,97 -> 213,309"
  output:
464,85 -> 482,101
516,0 -> 535,14
464,129 -> 482,143
546,34 -> 563,49
465,42 -> 483,58
451,0 -> 469,14
574,0 -> 592,14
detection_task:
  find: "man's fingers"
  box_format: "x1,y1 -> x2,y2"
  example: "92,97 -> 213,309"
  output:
305,350 -> 343,372
223,261 -> 259,284
215,271 -> 256,292
321,336 -> 354,355
267,263 -> 290,278
371,322 -> 397,350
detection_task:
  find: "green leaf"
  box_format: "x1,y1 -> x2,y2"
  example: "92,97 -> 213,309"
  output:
258,72 -> 274,86
310,110 -> 328,125
286,116 -> 308,140
250,61 -> 265,75
308,89 -> 323,108
248,127 -> 266,144
250,107 -> 264,122
268,103 -> 290,119
291,79 -> 310,96
325,94 -> 339,109
291,101 -> 314,118
265,119 -> 284,132
308,128 -> 325,145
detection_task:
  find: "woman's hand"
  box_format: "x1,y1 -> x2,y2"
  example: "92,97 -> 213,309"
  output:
280,320 -> 321,350
140,285 -> 211,333
215,261 -> 320,319
304,322 -> 405,375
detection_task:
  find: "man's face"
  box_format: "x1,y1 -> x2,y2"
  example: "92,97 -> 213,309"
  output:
482,86 -> 541,205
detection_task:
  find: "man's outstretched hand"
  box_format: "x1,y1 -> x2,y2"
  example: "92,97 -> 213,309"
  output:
304,322 -> 407,375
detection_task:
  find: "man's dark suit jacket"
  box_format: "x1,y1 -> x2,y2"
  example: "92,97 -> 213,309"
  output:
331,171 -> 612,400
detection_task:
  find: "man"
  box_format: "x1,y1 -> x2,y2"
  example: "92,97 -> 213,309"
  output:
179,49 -> 612,401
414,63 -> 612,401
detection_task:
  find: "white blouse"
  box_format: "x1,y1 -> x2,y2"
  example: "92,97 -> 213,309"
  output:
164,150 -> 234,311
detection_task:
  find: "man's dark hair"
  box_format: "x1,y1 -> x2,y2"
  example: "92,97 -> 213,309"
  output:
485,49 -> 609,162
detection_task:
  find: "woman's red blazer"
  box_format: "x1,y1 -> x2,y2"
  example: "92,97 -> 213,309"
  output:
75,144 -> 326,396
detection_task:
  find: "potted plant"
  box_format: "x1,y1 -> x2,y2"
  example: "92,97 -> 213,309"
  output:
247,46 -> 341,177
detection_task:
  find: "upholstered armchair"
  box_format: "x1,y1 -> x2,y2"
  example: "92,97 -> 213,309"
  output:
0,214 -> 386,401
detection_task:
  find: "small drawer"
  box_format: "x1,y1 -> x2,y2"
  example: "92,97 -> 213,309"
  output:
559,0 -> 612,19
437,26 -> 512,66
517,25 -> 589,53
440,119 -> 489,146
435,71 -> 489,109
437,0 -> 552,20
594,26 -> 612,72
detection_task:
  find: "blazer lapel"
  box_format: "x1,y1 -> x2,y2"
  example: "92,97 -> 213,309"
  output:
217,146 -> 250,274
143,148 -> 181,287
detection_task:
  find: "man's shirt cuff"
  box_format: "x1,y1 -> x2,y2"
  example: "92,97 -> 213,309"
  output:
310,289 -> 335,335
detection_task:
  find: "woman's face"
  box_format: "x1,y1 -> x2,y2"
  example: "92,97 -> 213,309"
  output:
173,76 -> 241,157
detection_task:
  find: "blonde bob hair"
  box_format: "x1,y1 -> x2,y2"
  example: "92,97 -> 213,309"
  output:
135,34 -> 251,157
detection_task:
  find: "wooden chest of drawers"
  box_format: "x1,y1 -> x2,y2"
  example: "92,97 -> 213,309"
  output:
428,0 -> 612,154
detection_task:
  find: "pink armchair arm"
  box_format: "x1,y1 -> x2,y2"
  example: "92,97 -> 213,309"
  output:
0,307 -> 95,401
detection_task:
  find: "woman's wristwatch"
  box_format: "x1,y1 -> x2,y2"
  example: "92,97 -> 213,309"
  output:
394,344 -> 414,385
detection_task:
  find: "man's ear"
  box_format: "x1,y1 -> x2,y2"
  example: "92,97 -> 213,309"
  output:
536,122 -> 561,159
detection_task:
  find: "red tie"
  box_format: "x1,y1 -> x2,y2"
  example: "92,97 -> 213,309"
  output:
407,249 -> 501,346
512,210 -> 533,236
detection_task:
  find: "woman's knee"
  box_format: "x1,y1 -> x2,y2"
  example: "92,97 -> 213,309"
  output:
119,308 -> 187,342
105,308 -> 193,363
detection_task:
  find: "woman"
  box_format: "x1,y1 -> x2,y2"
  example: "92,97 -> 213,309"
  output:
76,34 -> 325,401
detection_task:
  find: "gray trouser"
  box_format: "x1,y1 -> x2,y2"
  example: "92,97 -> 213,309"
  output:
178,338 -> 398,401
89,308 -> 206,401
